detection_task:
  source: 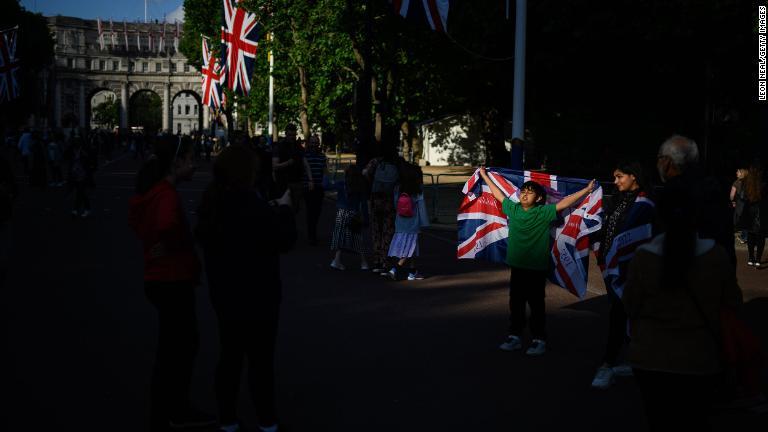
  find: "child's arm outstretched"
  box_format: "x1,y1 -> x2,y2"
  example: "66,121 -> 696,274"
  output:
555,179 -> 596,212
478,167 -> 507,203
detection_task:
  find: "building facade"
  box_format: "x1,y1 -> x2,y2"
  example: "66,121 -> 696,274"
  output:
46,16 -> 211,133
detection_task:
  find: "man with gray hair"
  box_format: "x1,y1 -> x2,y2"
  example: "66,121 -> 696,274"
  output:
656,134 -> 736,265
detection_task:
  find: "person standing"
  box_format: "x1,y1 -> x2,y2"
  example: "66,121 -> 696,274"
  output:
385,162 -> 427,281
128,137 -> 214,431
272,124 -> 311,212
479,166 -> 595,356
196,145 -> 295,432
623,180 -> 743,432
67,138 -> 91,218
742,160 -> 767,268
591,162 -> 655,389
47,133 -> 65,187
731,167 -> 749,244
364,142 -> 400,274
303,136 -> 326,245
329,165 -> 370,270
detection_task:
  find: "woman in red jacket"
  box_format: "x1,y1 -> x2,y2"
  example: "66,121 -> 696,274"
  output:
129,136 -> 214,431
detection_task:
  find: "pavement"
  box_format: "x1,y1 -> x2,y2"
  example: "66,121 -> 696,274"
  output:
1,153 -> 766,431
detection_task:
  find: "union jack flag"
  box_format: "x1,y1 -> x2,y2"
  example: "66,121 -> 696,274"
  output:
598,192 -> 655,298
392,0 -> 450,32
220,0 -> 261,96
201,36 -> 225,109
0,26 -> 20,103
458,168 -> 604,298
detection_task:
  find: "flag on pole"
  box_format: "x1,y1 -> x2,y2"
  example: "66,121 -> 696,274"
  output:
392,0 -> 450,32
148,31 -> 153,52
123,21 -> 129,51
96,18 -> 105,50
174,22 -> 180,53
458,168 -> 604,298
0,26 -> 21,103
201,36 -> 225,109
220,0 -> 261,96
110,19 -> 116,49
159,21 -> 166,52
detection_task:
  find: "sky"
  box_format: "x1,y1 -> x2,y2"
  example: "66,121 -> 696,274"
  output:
20,0 -> 185,22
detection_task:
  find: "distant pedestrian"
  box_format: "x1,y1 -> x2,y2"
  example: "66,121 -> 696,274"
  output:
67,138 -> 91,218
623,179 -> 743,432
128,137 -> 214,431
303,136 -> 326,245
47,133 -> 65,187
329,165 -> 370,270
364,140 -> 400,274
272,124 -> 311,212
478,166 -> 594,356
29,131 -> 47,187
731,167 -> 749,244
17,128 -> 32,180
196,145 -> 295,432
591,162 -> 655,390
742,160 -> 767,267
385,162 -> 428,281
0,144 -> 16,284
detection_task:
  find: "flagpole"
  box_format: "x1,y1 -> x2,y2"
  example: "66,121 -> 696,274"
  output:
267,32 -> 275,146
510,0 -> 526,170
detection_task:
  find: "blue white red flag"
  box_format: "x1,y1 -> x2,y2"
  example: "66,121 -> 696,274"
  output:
598,192 -> 655,298
201,36 -> 225,109
0,26 -> 20,103
392,0 -> 450,32
458,168 -> 604,298
220,0 -> 261,96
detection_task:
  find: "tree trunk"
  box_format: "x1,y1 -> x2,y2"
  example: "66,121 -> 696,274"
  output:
298,65 -> 311,138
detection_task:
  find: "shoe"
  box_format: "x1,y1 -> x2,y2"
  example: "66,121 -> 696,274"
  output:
407,271 -> 425,281
71,210 -> 79,217
219,423 -> 241,432
756,262 -> 763,269
591,366 -> 615,389
330,260 -> 346,271
499,335 -> 522,352
747,261 -> 755,266
168,407 -> 217,429
360,263 -> 370,271
611,363 -> 634,377
525,339 -> 547,356
372,268 -> 385,274
81,210 -> 90,218
387,267 -> 398,281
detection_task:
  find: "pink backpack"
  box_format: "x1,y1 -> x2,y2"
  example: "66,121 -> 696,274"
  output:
396,193 -> 414,217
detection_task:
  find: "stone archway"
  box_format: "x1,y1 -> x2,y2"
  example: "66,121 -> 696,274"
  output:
170,90 -> 203,135
88,88 -> 119,130
129,89 -> 163,135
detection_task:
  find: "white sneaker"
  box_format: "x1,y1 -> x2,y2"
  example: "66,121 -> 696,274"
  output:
611,364 -> 633,377
499,335 -> 522,351
360,263 -> 370,271
591,366 -> 615,389
330,260 -> 346,271
407,272 -> 425,281
81,210 -> 90,218
747,261 -> 755,266
525,339 -> 546,356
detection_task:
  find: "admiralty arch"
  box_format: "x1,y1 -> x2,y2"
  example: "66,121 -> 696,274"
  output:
46,15 -> 215,133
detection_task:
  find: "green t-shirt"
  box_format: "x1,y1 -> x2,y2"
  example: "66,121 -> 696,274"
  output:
502,198 -> 558,270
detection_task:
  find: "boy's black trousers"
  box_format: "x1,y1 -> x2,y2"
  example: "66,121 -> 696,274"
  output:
508,266 -> 548,340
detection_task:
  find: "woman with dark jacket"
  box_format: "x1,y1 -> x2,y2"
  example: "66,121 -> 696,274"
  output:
196,145 -> 295,432
128,136 -> 214,431
742,161 -> 767,268
623,179 -> 742,431
591,162 -> 656,389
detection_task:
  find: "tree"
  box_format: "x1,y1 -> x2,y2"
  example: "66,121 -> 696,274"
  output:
0,1 -> 55,131
129,92 -> 162,135
92,97 -> 119,130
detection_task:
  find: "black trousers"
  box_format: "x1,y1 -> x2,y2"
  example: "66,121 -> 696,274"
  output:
145,281 -> 199,430
602,292 -> 629,365
633,369 -> 716,432
304,185 -> 324,243
215,304 -> 280,427
747,231 -> 765,262
508,267 -> 548,340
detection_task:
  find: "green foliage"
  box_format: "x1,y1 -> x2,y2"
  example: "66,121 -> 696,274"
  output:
92,96 -> 119,130
129,91 -> 162,135
0,0 -> 55,127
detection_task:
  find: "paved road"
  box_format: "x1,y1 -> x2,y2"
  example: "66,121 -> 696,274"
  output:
1,155 -> 765,431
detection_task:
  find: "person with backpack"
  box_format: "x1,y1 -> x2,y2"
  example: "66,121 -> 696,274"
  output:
329,165 -> 370,270
386,163 -> 429,281
196,145 -> 295,432
363,143 -> 400,273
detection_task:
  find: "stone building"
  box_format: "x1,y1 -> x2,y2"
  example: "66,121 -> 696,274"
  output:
45,16 -> 212,133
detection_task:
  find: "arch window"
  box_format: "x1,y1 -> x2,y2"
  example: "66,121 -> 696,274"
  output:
185,105 -> 190,115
